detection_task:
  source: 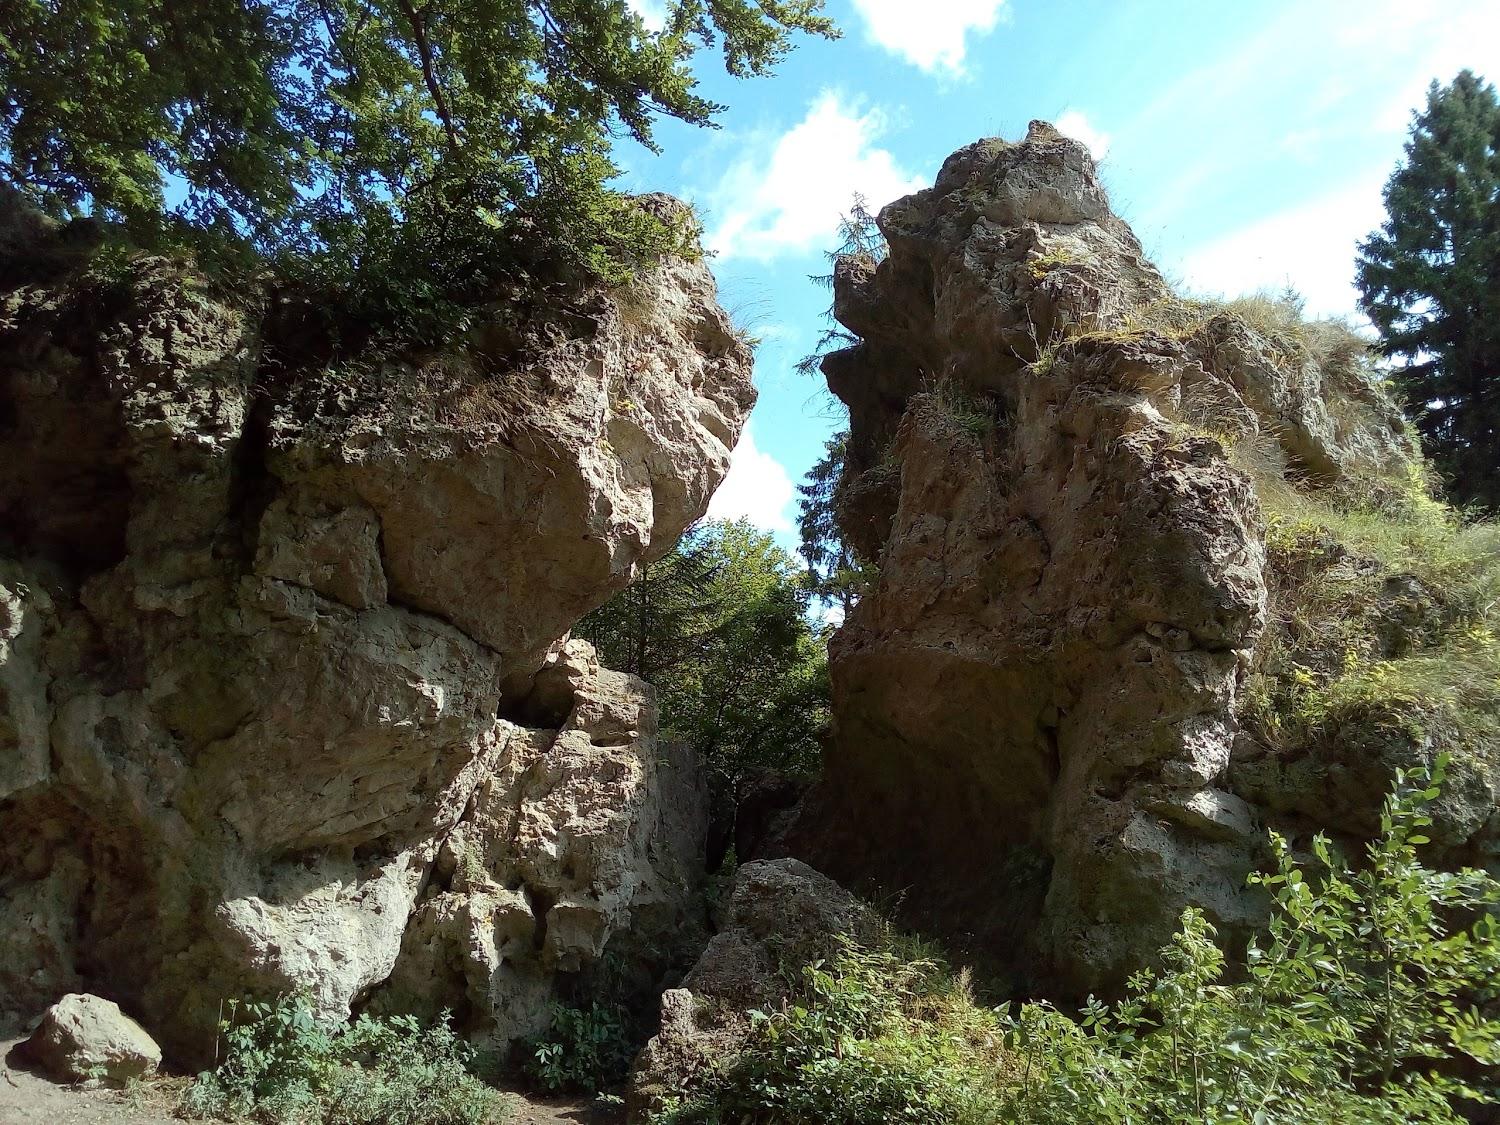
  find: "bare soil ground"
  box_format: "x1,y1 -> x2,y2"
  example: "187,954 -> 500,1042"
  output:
0,1040 -> 606,1125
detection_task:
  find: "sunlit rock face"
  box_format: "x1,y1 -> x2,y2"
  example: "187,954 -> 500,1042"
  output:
783,122 -> 1442,995
0,194 -> 751,1061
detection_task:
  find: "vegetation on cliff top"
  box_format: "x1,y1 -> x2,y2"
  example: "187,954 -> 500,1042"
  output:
0,0 -> 835,340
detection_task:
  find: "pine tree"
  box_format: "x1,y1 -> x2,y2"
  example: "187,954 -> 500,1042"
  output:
796,431 -> 870,614
1357,70 -> 1500,510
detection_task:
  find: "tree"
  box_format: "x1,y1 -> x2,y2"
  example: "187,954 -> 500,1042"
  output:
0,0 -> 835,338
1357,70 -> 1500,510
577,519 -> 828,801
794,192 -> 884,377
796,430 -> 870,614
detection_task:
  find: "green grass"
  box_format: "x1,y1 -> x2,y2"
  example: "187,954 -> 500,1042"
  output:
1240,464 -> 1500,763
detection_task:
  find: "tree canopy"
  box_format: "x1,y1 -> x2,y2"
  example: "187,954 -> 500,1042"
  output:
577,518 -> 828,804
1357,69 -> 1500,510
0,0 -> 834,335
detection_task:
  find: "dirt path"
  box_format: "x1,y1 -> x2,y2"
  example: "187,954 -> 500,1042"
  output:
1,1041 -> 182,1124
0,1039 -> 605,1125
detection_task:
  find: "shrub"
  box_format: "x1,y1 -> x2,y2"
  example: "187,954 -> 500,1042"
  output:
179,996 -> 505,1125
654,937 -> 1008,1124
1001,756 -> 1500,1123
524,1000 -> 636,1095
651,761 -> 1500,1124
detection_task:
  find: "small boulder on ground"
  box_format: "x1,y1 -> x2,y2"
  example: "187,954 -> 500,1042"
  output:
25,993 -> 162,1083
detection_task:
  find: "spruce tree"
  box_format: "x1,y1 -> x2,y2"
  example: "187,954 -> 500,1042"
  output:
796,431 -> 870,614
1357,70 -> 1500,510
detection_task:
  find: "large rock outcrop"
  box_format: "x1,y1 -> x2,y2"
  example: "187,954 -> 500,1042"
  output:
786,122 -> 1496,996
0,196 -> 753,1060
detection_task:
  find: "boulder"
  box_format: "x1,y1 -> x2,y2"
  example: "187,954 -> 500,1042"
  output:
628,860 -> 872,1121
0,194 -> 751,1060
25,993 -> 161,1083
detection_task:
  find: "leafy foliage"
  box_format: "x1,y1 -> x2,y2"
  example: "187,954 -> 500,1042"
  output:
1357,70 -> 1500,510
524,1000 -> 635,1094
655,935 -> 1006,1125
651,763 -> 1500,1124
0,0 -> 836,340
577,518 -> 828,800
1006,757 -> 1500,1123
179,994 -> 503,1124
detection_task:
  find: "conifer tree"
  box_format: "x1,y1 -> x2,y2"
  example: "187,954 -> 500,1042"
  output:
796,431 -> 870,614
1357,70 -> 1500,509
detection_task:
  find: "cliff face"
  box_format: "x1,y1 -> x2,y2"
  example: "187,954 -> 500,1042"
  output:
0,195 -> 753,1059
788,123 -> 1497,995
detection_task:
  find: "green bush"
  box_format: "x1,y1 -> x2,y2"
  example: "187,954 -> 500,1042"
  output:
655,937 -> 1008,1124
1003,759 -> 1500,1122
523,1000 -> 636,1095
179,995 -> 505,1125
652,760 -> 1500,1124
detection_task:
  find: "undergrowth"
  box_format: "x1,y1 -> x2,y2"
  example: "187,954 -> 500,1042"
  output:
652,761 -> 1500,1123
1240,458 -> 1500,765
179,998 -> 505,1125
524,999 -> 637,1094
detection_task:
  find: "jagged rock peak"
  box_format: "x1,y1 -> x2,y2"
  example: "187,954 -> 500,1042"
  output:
0,194 -> 749,1059
782,123 -> 1479,997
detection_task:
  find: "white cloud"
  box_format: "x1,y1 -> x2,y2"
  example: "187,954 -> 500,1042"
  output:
1055,110 -> 1111,160
626,0 -> 667,31
1175,175 -> 1387,319
707,424 -> 796,533
850,0 -> 1006,73
706,92 -> 925,263
1369,2 -> 1500,131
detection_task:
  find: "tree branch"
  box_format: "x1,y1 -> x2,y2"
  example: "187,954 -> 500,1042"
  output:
395,0 -> 460,154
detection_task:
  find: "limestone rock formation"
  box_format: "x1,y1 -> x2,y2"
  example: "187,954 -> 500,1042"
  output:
628,860 -> 873,1120
0,195 -> 753,1061
25,993 -> 162,1083
786,122 -> 1494,996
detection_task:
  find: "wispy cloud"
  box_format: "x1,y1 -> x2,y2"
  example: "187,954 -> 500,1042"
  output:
1055,110 -> 1111,160
705,91 -> 925,263
707,424 -> 796,533
1175,175 -> 1387,318
849,0 -> 1007,74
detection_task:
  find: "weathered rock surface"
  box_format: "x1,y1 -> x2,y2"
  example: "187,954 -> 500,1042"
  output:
0,196 -> 752,1060
25,994 -> 162,1083
785,122 -> 1489,996
628,860 -> 872,1121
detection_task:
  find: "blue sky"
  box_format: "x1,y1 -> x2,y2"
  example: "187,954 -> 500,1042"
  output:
617,0 -> 1500,549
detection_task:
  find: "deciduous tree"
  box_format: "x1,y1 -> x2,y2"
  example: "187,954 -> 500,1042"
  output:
0,0 -> 834,337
